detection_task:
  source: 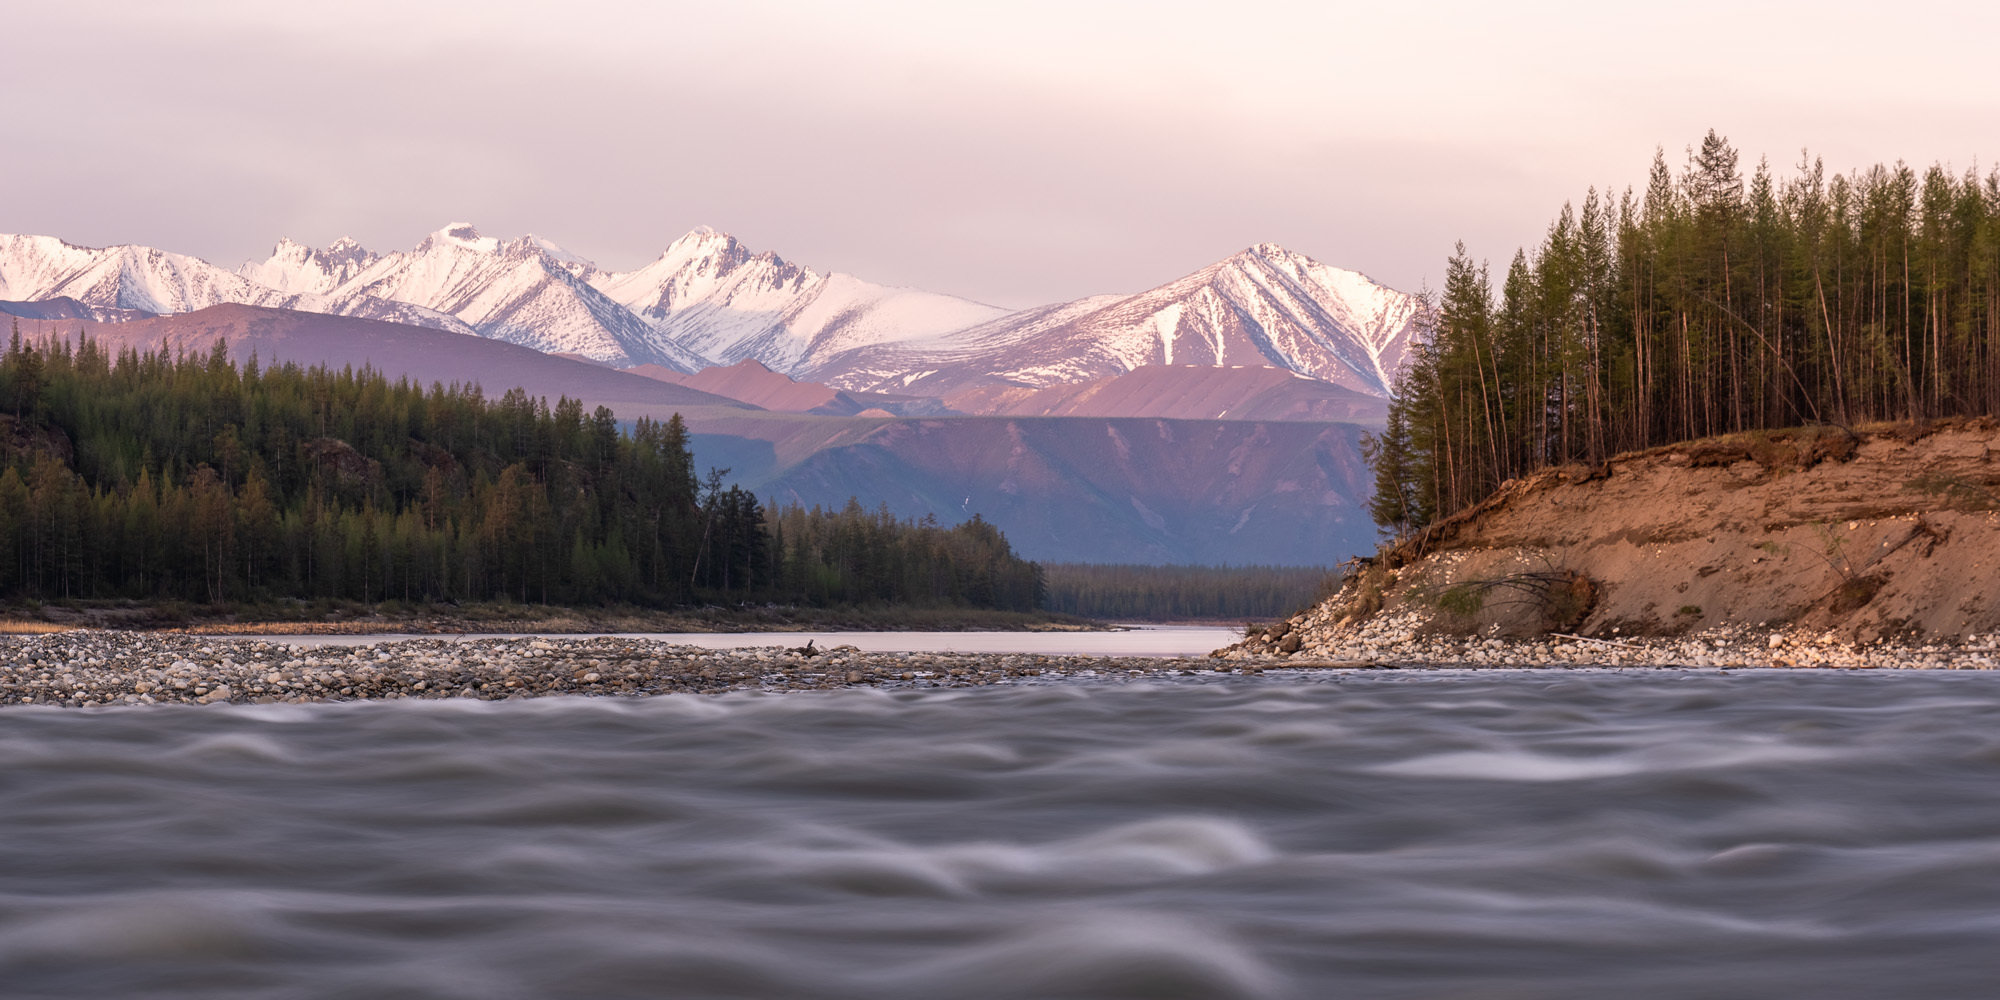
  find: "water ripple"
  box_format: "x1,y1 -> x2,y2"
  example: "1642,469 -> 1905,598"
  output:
3,672 -> 2000,997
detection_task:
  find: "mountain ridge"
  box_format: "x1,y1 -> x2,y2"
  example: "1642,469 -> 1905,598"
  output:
0,226 -> 1422,393
805,243 -> 1420,397
2,300 -> 1382,564
27,302 -> 752,417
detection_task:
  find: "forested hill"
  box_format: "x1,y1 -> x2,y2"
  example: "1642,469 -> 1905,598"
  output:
1372,131 -> 2000,532
1041,563 -> 1336,622
0,326 -> 1043,611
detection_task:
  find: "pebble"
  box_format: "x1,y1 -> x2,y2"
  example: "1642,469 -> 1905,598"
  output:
0,632 -> 1252,707
13,620 -> 1987,709
1219,607 -> 2000,672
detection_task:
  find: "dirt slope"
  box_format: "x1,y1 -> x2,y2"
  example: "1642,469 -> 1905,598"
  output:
1248,421 -> 2000,651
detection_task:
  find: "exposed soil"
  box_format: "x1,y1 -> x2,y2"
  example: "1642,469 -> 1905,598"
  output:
1237,419 -> 2000,656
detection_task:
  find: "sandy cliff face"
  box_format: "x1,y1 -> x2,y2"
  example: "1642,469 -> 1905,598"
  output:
1250,421 -> 2000,651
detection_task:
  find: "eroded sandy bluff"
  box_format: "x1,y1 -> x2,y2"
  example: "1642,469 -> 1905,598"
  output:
1235,419 -> 2000,658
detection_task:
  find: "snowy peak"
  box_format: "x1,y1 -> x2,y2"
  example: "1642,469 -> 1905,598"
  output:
806,242 -> 1424,400
664,225 -> 732,255
0,225 -> 1421,404
588,227 -> 1007,374
239,237 -> 379,294
2,233 -> 270,315
654,226 -> 812,285
1220,243 -> 1421,377
424,222 -> 498,254
0,232 -> 476,335
517,235 -> 594,273
322,224 -> 692,369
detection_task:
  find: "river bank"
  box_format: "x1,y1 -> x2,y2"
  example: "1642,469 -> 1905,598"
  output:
6,626 -> 2000,708
1219,612 -> 2000,669
0,631 -> 1242,708
1222,421 -> 2000,666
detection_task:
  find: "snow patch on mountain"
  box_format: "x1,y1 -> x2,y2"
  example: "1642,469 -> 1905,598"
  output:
588,228 -> 1007,374
237,237 -> 378,294
0,234 -> 270,315
806,245 -> 1423,398
2,226 -> 1421,396
313,223 -> 694,367
0,233 -> 478,335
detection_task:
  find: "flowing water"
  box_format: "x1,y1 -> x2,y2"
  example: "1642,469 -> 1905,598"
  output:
4,670 -> 2000,998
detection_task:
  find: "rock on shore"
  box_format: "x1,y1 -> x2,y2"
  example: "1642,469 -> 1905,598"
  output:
1218,615 -> 2000,670
7,626 -> 2000,708
0,632 -> 1262,708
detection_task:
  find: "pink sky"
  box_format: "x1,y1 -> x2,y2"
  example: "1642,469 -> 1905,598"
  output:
7,0 -> 1994,307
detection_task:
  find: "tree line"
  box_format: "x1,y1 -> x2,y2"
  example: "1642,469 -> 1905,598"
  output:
1041,563 -> 1336,621
0,327 -> 1042,611
1371,131 -> 2000,532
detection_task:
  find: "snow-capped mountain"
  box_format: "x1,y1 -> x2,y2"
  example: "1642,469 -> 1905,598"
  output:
0,234 -> 262,315
231,224 -> 989,372
0,233 -> 479,334
803,243 -> 1424,397
298,223 -> 708,369
237,237 -> 378,294
2,227 -> 1422,394
588,227 -> 1010,374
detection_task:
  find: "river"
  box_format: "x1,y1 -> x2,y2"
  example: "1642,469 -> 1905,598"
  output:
4,670 -> 1999,997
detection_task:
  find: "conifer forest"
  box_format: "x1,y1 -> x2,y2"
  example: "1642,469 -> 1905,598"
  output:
1371,132 -> 2000,533
0,329 -> 1043,611
1040,563 -> 1336,621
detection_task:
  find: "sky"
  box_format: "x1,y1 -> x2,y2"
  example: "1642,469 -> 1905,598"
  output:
4,0 -> 1996,307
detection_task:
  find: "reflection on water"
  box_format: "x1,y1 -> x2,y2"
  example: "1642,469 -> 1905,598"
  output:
4,672 -> 2000,998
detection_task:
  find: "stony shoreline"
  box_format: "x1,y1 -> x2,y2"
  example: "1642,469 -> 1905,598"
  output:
1217,611 -> 2000,670
0,631 -> 1257,708
6,626 -> 2000,708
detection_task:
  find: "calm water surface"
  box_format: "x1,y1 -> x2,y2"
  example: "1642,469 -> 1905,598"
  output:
4,671 -> 2000,998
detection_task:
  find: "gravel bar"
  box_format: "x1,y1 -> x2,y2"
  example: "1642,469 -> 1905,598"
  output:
10,624 -> 2000,708
0,632 -> 1267,708
1218,610 -> 2000,671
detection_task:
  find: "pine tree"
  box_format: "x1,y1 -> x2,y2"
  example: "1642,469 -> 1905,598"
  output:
1371,134 -> 2000,535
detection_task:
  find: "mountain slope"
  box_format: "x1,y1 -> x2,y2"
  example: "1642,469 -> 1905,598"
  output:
588,227 -> 1009,374
244,224 -> 710,371
8,227 -> 1422,400
941,365 -> 1389,422
237,237 -> 379,294
806,244 -> 1422,397
626,359 -> 948,416
0,234 -> 480,334
682,412 -> 1378,565
4,292 -> 1386,565
0,296 -> 154,324
52,304 -> 751,417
